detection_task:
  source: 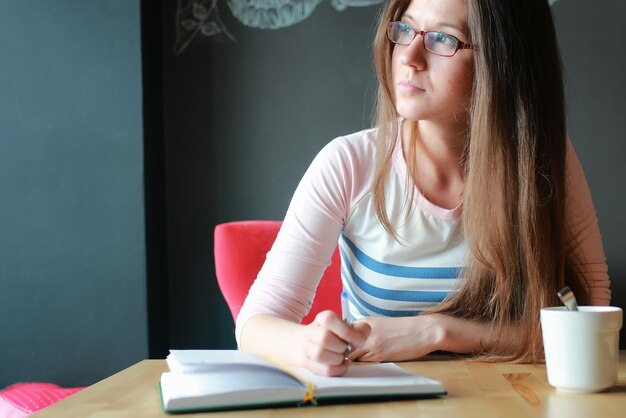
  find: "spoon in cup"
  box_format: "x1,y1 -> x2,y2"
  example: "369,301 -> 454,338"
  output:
557,286 -> 579,311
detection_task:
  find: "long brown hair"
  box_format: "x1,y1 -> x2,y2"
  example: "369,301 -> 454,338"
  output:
371,0 -> 588,362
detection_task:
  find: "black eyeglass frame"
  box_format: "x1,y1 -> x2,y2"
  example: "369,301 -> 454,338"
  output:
387,21 -> 473,57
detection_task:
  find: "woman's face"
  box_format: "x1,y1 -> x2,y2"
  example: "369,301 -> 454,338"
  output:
391,0 -> 474,126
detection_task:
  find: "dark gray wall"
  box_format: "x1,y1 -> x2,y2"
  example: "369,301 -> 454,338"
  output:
0,1 -> 147,387
165,0 -> 625,350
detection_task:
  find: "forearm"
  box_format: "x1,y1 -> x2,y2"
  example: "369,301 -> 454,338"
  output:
352,313 -> 522,362
436,314 -> 521,355
239,314 -> 307,367
240,311 -> 367,376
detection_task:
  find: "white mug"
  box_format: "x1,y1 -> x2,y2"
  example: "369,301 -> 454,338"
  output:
540,306 -> 622,392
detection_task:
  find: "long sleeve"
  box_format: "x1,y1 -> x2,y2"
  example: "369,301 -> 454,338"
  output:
235,131 -> 377,344
564,139 -> 611,305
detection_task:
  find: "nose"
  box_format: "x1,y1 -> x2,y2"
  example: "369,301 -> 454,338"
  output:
399,34 -> 427,70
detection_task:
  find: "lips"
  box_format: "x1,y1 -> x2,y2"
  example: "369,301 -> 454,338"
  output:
397,80 -> 426,93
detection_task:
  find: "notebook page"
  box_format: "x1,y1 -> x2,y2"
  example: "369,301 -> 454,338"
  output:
292,363 -> 444,397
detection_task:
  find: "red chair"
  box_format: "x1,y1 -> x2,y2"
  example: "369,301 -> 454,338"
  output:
214,220 -> 342,324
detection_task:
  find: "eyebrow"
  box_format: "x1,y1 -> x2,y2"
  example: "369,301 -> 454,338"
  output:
401,13 -> 467,33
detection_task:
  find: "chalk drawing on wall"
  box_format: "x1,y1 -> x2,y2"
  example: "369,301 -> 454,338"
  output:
227,0 -> 384,29
330,0 -> 383,12
175,0 -> 384,53
174,0 -> 235,54
175,0 -> 562,54
228,0 -> 323,30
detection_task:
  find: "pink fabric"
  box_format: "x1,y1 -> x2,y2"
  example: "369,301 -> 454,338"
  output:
564,139 -> 611,305
236,128 -> 611,342
0,383 -> 83,416
0,396 -> 29,418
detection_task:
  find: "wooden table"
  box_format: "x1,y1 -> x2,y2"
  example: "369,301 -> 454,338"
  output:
31,352 -> 626,417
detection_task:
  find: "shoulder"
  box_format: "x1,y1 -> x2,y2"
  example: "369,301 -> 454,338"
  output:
293,127 -> 378,219
312,126 -> 378,173
328,126 -> 378,155
564,136 -> 588,192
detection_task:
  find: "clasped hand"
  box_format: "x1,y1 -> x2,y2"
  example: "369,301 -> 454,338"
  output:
301,310 -> 446,376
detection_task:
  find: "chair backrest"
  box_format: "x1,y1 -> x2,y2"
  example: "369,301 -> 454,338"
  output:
214,220 -> 342,324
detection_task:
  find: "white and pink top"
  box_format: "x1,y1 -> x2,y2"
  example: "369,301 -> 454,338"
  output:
235,126 -> 611,344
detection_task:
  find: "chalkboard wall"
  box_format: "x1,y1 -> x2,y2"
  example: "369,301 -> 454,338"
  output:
0,1 -> 146,387
161,2 -> 381,352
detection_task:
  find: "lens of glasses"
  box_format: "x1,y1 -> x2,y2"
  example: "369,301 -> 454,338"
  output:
423,31 -> 459,57
387,22 -> 413,45
387,22 -> 461,57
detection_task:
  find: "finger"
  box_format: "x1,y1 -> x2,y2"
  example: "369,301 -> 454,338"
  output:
354,350 -> 378,362
307,358 -> 350,377
305,343 -> 347,366
346,346 -> 366,361
346,341 -> 372,361
315,311 -> 366,348
344,321 -> 372,360
351,321 -> 371,342
306,325 -> 351,355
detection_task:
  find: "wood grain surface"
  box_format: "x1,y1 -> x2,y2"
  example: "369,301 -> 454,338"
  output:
31,352 -> 626,418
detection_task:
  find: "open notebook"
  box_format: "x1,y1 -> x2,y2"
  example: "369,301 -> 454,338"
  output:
159,350 -> 446,413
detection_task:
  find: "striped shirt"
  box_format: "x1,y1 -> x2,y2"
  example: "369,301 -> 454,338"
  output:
235,125 -> 610,343
337,136 -> 467,320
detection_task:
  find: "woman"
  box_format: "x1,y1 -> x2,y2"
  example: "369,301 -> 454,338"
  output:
235,0 -> 610,376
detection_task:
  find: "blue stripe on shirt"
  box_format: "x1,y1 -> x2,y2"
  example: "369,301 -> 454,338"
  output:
340,247 -> 450,303
341,272 -> 424,317
341,235 -> 461,279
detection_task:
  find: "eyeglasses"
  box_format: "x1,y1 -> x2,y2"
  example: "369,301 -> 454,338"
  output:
387,21 -> 472,57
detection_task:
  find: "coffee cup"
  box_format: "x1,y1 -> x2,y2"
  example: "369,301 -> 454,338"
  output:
540,306 -> 622,392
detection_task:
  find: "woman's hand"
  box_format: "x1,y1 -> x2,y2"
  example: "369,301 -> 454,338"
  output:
349,313 -> 486,362
300,310 -> 367,376
348,314 -> 443,362
241,312 -> 511,375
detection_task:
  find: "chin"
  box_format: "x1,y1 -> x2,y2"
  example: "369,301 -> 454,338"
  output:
395,99 -> 430,121
396,108 -> 429,122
